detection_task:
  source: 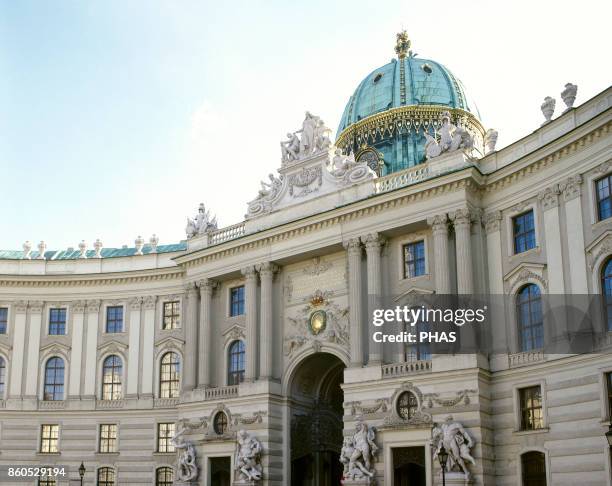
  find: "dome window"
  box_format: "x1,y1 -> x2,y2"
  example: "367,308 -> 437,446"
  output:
373,73 -> 384,83
421,63 -> 433,74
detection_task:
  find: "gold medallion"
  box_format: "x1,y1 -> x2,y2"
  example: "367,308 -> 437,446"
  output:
309,310 -> 327,335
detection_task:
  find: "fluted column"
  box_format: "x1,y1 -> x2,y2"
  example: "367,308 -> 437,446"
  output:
344,238 -> 364,367
452,209 -> 474,295
258,262 -> 278,379
198,279 -> 216,388
183,283 -> 199,391
427,214 -> 451,294
242,265 -> 259,382
362,233 -> 385,365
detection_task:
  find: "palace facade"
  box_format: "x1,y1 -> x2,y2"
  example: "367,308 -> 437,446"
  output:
0,33 -> 611,486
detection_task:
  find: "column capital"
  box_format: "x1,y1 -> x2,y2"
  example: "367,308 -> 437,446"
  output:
343,237 -> 362,255
450,208 -> 472,228
427,213 -> 448,233
538,184 -> 560,210
129,296 -> 143,310
143,295 -> 157,310
72,300 -> 87,313
14,300 -> 28,313
86,299 -> 101,313
560,174 -> 583,201
198,278 -> 219,296
256,262 -> 279,277
241,265 -> 258,280
361,233 -> 386,251
29,300 -> 44,313
483,210 -> 503,234
184,282 -> 199,296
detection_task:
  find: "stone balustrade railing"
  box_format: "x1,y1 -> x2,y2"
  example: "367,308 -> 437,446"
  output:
154,398 -> 180,408
209,222 -> 246,246
375,165 -> 430,194
96,399 -> 126,409
204,385 -> 239,400
508,349 -> 545,368
382,360 -> 432,378
39,400 -> 66,410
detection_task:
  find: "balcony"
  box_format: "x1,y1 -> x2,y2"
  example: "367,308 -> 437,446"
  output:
508,349 -> 545,368
204,385 -> 239,400
382,360 -> 432,378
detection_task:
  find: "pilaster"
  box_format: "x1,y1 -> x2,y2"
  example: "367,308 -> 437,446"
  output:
183,283 -> 199,391
242,265 -> 259,382
451,208 -> 474,295
362,233 -> 385,365
198,279 -> 217,388
8,301 -> 28,398
24,300 -> 43,398
560,175 -> 588,293
141,295 -> 157,397
127,297 -> 142,397
257,262 -> 279,380
538,184 -> 565,293
344,238 -> 364,367
68,300 -> 86,398
427,214 -> 451,294
83,299 -> 101,398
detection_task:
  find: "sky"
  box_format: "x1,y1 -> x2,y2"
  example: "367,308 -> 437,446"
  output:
0,0 -> 610,250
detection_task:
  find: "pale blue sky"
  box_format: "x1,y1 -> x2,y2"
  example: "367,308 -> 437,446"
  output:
1,0 -> 610,250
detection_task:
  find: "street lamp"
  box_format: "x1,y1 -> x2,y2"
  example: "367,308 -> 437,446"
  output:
78,462 -> 86,486
438,444 -> 449,486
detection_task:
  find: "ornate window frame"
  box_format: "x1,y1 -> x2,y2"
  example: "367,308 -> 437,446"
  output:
96,422 -> 119,455
102,302 -> 127,335
159,296 -> 182,331
512,379 -> 549,434
0,350 -> 8,400
38,422 -> 61,454
156,348 -> 183,399
505,201 -> 540,258
516,446 -> 551,486
38,344 -> 70,402
45,304 -> 70,337
225,338 -> 246,386
97,347 -> 127,401
0,302 -> 10,335
383,382 -> 432,427
586,162 -> 612,226
397,233 -> 430,282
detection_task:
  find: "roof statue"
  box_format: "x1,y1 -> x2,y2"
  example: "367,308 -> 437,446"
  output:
423,111 -> 475,160
280,111 -> 332,165
394,30 -> 412,59
185,203 -> 218,239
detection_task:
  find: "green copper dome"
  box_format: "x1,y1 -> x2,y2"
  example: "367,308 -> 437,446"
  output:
336,33 -> 483,175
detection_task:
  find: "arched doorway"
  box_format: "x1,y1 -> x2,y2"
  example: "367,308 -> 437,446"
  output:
289,352 -> 345,486
393,446 -> 426,486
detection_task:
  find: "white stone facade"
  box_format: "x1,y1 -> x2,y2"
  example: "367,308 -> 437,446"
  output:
0,87 -> 611,486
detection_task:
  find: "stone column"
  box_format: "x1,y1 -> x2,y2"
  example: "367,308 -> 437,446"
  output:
484,211 -> 506,356
452,209 -> 474,295
560,176 -> 588,293
9,301 -> 28,398
69,300 -> 86,398
362,233 -> 385,365
539,185 -> 565,294
83,300 -> 100,397
427,214 -> 451,294
24,301 -> 43,398
183,283 -> 199,391
258,262 -> 278,380
126,297 -> 142,397
141,296 -> 156,397
242,265 -> 259,382
344,238 -> 364,367
198,279 -> 216,388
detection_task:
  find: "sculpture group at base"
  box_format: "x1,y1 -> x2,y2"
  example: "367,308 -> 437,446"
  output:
234,429 -> 264,483
340,421 -> 378,483
172,426 -> 199,483
432,416 -> 476,480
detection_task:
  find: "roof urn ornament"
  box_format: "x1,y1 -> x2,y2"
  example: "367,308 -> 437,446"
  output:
394,30 -> 412,59
93,239 -> 103,258
36,241 -> 46,259
134,235 -> 144,255
540,96 -> 556,125
561,83 -> 578,112
149,234 -> 159,253
78,240 -> 87,259
22,241 -> 32,259
484,129 -> 499,154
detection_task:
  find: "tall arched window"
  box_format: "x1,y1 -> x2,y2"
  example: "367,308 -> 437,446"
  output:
155,467 -> 174,486
0,357 -> 6,397
97,467 -> 115,486
102,355 -> 122,400
43,357 -> 65,401
160,352 -> 181,398
517,284 -> 543,351
602,258 -> 612,331
227,340 -> 245,385
521,451 -> 546,485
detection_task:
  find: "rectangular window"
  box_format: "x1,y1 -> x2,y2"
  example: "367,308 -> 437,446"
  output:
157,423 -> 175,453
40,424 -> 59,453
230,286 -> 245,317
48,308 -> 67,335
162,301 -> 180,330
403,241 -> 426,278
513,210 -> 536,254
607,372 -> 612,418
106,306 -> 123,333
99,424 -> 117,453
519,386 -> 544,430
0,307 -> 7,334
596,175 -> 612,221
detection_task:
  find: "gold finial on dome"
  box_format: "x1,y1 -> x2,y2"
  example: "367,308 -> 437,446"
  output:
395,30 -> 411,59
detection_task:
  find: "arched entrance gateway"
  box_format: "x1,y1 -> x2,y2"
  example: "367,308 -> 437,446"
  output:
288,352 -> 345,486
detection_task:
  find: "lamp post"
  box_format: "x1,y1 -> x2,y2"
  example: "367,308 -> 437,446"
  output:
606,424 -> 612,481
438,444 -> 449,486
78,462 -> 86,486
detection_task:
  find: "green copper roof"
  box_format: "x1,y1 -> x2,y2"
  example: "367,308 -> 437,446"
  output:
0,243 -> 187,260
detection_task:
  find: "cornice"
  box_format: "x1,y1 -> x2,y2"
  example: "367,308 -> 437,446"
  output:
0,267 -> 184,288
